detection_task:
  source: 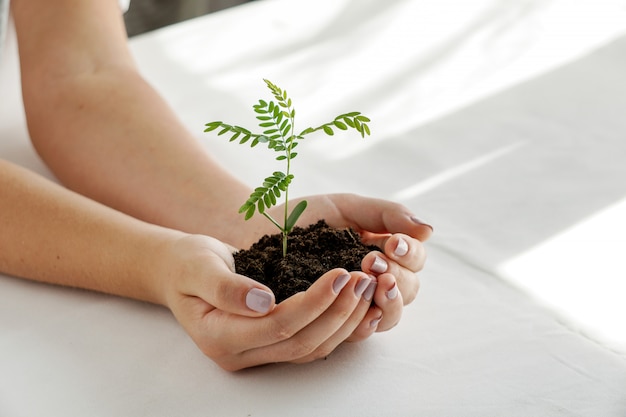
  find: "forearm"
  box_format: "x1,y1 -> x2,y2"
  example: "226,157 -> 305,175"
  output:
25,67 -> 251,241
12,0 -> 252,246
0,159 -> 178,305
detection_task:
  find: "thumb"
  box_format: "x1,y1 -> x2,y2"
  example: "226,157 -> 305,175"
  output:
174,235 -> 276,317
202,250 -> 276,317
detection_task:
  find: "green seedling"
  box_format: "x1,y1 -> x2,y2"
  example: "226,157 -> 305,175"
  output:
204,79 -> 370,257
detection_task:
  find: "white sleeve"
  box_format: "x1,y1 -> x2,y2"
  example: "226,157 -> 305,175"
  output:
119,0 -> 130,13
0,0 -> 9,62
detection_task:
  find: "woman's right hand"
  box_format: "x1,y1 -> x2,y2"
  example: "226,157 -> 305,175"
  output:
158,234 -> 376,371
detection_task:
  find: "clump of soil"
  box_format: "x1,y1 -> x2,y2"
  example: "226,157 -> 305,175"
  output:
234,220 -> 378,303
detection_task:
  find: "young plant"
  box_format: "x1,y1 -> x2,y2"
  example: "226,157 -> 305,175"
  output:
204,79 -> 370,257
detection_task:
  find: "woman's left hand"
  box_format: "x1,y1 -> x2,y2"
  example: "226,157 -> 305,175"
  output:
248,193 -> 433,341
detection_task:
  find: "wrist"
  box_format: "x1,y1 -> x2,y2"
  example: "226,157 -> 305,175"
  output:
138,227 -> 188,307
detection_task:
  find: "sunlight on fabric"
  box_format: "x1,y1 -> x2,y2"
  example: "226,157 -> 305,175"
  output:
498,197 -> 626,355
392,141 -> 526,200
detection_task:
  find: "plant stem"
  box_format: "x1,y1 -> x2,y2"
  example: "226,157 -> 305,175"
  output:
281,102 -> 296,257
262,212 -> 282,232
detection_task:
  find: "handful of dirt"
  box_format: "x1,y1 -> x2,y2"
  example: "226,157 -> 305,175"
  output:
234,220 -> 378,303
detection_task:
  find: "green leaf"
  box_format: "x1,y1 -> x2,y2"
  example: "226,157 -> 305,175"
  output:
281,123 -> 291,136
263,193 -> 271,209
276,155 -> 287,161
354,119 -> 363,133
204,121 -> 222,132
343,117 -> 355,128
285,200 -> 308,232
333,120 -> 348,130
238,202 -> 252,214
323,125 -> 334,135
244,205 -> 255,220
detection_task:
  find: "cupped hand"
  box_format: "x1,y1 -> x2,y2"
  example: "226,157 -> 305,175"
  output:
251,193 -> 433,337
159,234 -> 375,371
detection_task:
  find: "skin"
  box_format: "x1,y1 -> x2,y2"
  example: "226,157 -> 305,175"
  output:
3,0 -> 432,371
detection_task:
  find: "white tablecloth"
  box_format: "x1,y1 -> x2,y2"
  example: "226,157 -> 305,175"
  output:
2,1 -> 625,415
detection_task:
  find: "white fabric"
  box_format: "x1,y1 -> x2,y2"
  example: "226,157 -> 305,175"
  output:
1,0 -> 626,415
0,0 -> 9,61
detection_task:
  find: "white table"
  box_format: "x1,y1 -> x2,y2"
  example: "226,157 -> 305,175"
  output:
2,1 -> 626,415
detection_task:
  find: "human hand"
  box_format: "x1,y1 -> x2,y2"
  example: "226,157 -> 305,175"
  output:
158,234 -> 376,371
250,193 -> 432,338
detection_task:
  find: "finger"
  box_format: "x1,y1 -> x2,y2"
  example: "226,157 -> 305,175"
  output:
361,234 -> 426,273
370,273 -> 403,332
328,194 -> 434,242
237,272 -> 372,367
207,268 -> 354,356
291,274 -> 378,362
168,235 -> 277,317
345,306 -> 383,342
188,250 -> 277,317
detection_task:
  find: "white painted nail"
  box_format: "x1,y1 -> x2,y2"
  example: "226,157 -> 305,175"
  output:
386,283 -> 399,300
371,256 -> 388,274
246,288 -> 273,313
410,215 -> 433,231
394,238 -> 409,257
354,277 -> 372,298
332,273 -> 351,294
363,281 -> 377,302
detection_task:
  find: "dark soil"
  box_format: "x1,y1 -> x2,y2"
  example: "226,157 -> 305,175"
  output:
234,220 -> 378,303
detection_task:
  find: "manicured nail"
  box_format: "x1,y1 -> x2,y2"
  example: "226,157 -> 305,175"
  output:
386,283 -> 399,300
370,316 -> 383,328
371,256 -> 388,274
410,215 -> 433,231
246,288 -> 273,313
354,276 -> 372,298
394,238 -> 409,257
332,273 -> 351,294
363,280 -> 377,301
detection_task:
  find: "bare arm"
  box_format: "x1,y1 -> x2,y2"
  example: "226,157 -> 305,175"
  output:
0,159 -> 380,370
12,0 -> 252,245
0,159 -> 176,303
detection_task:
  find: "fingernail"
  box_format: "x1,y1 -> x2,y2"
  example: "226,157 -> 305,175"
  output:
371,256 -> 388,274
246,288 -> 273,313
370,315 -> 383,328
354,276 -> 372,298
386,283 -> 399,300
394,238 -> 409,257
363,280 -> 377,301
332,273 -> 351,294
410,215 -> 433,231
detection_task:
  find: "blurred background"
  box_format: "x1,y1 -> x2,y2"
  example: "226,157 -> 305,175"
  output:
124,0 -> 254,36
